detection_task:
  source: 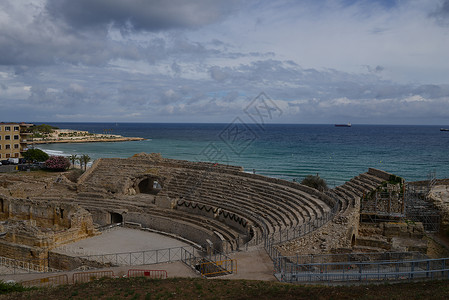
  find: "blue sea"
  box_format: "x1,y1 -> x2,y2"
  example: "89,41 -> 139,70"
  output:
36,123 -> 449,187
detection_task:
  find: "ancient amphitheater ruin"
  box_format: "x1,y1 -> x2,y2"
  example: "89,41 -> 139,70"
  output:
1,153 -> 449,283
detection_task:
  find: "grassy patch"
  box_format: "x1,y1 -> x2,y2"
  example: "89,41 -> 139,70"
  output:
0,281 -> 35,295
1,277 -> 449,300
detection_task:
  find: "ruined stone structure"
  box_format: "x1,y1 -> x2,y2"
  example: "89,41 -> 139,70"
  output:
1,153 -> 430,271
0,197 -> 97,266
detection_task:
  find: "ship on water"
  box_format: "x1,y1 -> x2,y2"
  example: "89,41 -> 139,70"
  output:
335,122 -> 351,127
441,128 -> 449,131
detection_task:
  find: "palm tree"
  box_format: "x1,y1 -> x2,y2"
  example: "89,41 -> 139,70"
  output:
80,154 -> 91,171
68,154 -> 78,168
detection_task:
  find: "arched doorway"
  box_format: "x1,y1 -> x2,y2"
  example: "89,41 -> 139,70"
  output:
136,177 -> 162,195
110,212 -> 123,224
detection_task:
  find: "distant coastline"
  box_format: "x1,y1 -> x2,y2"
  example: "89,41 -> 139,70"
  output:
29,128 -> 145,145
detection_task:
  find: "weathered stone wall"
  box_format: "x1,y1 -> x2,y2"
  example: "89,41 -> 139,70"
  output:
0,197 -> 97,255
175,200 -> 250,237
48,251 -> 111,271
125,211 -> 223,247
0,240 -> 48,266
368,168 -> 392,181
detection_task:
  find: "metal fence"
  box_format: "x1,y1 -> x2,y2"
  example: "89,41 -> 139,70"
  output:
21,274 -> 69,288
127,269 -> 168,279
77,246 -> 201,267
276,251 -> 427,266
276,256 -> 449,283
73,270 -> 115,284
0,256 -> 58,275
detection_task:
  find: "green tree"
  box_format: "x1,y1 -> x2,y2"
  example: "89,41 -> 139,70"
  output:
80,154 -> 91,171
301,174 -> 328,191
30,124 -> 58,138
22,148 -> 49,162
68,154 -> 78,168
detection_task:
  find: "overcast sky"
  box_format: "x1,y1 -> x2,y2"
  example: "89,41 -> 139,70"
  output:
1,0 -> 449,124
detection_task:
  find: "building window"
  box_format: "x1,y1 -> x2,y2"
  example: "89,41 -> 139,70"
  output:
5,126 -> 10,131
6,145 -> 11,149
13,135 -> 19,140
0,145 -> 1,150
14,126 -> 19,131
6,154 -> 10,158
14,144 -> 19,149
14,153 -> 19,158
5,135 -> 10,140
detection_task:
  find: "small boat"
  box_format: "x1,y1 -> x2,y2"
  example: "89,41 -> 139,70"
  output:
335,122 -> 351,127
440,128 -> 449,131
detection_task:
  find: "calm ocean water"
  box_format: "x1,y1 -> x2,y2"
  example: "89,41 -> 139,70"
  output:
36,123 -> 449,186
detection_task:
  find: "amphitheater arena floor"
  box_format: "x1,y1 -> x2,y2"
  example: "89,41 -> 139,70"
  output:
54,227 -> 191,255
1,228 -> 276,282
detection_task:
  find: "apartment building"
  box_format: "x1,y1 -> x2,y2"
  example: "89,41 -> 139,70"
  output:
0,122 -> 33,160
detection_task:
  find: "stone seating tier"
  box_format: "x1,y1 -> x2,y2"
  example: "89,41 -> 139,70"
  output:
165,175 -> 298,229
162,169 -> 331,233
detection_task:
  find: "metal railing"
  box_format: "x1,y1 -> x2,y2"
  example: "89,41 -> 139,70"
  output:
277,257 -> 449,283
0,256 -> 57,275
21,274 -> 69,288
77,246 -> 201,267
276,251 -> 427,266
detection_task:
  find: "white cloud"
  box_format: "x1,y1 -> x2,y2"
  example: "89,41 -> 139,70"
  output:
0,0 -> 448,124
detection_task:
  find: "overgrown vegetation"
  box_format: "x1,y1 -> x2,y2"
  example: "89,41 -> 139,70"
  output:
29,124 -> 58,138
64,168 -> 84,183
1,277 -> 449,300
301,174 -> 328,191
0,280 -> 34,295
388,174 -> 404,185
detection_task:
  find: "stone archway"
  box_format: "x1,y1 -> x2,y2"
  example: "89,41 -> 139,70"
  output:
110,212 -> 123,224
135,176 -> 162,195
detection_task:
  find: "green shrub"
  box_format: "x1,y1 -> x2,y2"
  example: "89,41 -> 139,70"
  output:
301,174 -> 328,191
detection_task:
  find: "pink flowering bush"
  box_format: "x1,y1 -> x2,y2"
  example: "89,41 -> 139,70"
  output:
45,156 -> 71,171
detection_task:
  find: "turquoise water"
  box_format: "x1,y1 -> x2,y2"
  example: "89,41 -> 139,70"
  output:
36,123 -> 449,186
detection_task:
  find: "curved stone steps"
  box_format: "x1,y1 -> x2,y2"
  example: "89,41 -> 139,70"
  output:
133,210 -> 240,251
331,188 -> 350,212
345,181 -> 367,197
228,174 -> 334,218
353,175 -> 379,191
359,173 -> 384,185
172,190 -> 279,235
176,198 -> 275,238
196,180 -> 298,228
167,174 -> 308,232
166,169 -> 332,232
231,181 -> 315,222
164,173 -> 286,231
246,180 -> 330,218
334,186 -> 357,209
149,208 -> 242,250
170,169 -> 326,226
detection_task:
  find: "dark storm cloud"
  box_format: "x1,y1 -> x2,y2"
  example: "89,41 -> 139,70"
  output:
430,0 -> 449,25
46,0 -> 241,31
